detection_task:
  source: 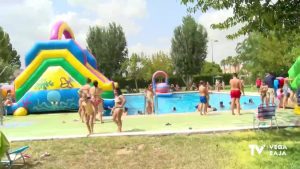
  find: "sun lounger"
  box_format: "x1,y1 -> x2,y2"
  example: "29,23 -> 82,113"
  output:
0,131 -> 29,169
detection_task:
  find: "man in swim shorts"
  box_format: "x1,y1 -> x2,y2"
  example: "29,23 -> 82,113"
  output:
198,81 -> 208,115
230,73 -> 242,115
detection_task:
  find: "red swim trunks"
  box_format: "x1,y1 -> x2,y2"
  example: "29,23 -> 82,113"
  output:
230,90 -> 241,99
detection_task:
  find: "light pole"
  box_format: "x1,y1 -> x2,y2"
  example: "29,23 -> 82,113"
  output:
211,39 -> 218,63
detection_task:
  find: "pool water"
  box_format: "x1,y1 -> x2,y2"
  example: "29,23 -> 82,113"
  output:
124,92 -> 261,115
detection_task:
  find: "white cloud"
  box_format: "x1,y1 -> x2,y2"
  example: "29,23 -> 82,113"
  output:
129,36 -> 170,57
198,9 -> 246,63
0,0 -> 147,67
0,0 -> 54,67
66,0 -> 147,36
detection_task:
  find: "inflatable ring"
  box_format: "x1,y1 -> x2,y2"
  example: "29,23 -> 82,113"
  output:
50,21 -> 75,40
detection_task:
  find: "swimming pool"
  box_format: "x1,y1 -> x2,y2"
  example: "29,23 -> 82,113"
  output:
124,92 -> 261,115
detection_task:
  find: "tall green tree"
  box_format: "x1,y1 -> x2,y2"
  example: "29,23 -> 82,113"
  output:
236,32 -> 298,79
86,22 -> 128,79
226,56 -> 234,73
181,0 -> 300,39
220,59 -> 226,73
171,15 -> 208,89
0,27 -> 21,82
122,53 -> 146,91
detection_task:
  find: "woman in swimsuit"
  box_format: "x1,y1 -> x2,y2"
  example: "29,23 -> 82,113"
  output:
90,80 -> 104,123
145,85 -> 154,114
81,93 -> 95,135
112,88 -> 126,132
78,78 -> 92,122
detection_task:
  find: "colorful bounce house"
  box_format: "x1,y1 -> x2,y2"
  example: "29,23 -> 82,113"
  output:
152,71 -> 172,96
6,21 -> 115,115
288,57 -> 300,115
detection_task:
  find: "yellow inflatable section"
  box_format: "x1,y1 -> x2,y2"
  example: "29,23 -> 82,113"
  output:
13,107 -> 28,116
15,49 -> 113,91
30,66 -> 81,91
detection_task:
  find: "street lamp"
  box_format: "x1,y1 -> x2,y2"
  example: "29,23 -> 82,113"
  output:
211,39 -> 218,63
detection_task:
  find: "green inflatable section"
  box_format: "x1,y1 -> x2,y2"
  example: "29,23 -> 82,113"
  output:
101,91 -> 114,99
16,58 -> 86,100
288,56 -> 300,90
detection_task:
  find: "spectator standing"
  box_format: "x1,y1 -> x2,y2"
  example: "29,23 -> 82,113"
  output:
256,77 -> 262,92
264,72 -> 276,105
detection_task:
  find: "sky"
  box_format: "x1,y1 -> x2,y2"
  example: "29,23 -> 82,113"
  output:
0,0 -> 245,67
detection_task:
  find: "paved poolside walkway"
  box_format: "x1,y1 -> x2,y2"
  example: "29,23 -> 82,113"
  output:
1,108 -> 298,142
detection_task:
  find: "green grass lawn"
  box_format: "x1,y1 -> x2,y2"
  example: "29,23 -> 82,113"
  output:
5,128 -> 300,169
1,109 -> 298,140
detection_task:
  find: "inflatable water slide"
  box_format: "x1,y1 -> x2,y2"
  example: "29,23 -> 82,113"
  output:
288,56 -> 300,114
7,21 -> 115,115
288,57 -> 300,90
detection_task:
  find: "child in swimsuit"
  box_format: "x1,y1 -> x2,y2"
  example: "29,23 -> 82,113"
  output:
81,93 -> 95,135
78,91 -> 85,122
4,92 -> 13,106
112,88 -> 126,132
276,89 -> 284,108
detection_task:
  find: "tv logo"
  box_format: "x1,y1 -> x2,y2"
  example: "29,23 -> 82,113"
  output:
249,144 -> 265,156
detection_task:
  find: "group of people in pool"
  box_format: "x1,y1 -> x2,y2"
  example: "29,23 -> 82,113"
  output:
78,78 -> 126,135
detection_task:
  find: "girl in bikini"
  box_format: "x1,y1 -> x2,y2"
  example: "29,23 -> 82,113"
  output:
112,88 -> 126,132
78,78 -> 92,122
90,80 -> 104,123
81,93 -> 95,136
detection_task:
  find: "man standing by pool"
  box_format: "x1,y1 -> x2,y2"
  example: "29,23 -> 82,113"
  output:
198,81 -> 208,115
264,72 -> 276,105
230,73 -> 242,115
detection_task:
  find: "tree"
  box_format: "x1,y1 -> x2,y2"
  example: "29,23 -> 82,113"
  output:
236,32 -> 298,79
181,0 -> 300,39
220,59 -> 226,73
86,22 -> 128,79
232,56 -> 241,73
143,51 -> 174,80
171,15 -> 208,89
226,56 -> 234,73
123,53 -> 145,91
0,27 -> 21,82
200,61 -> 222,76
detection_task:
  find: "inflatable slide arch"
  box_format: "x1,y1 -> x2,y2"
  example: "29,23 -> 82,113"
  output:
7,21 -> 115,114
